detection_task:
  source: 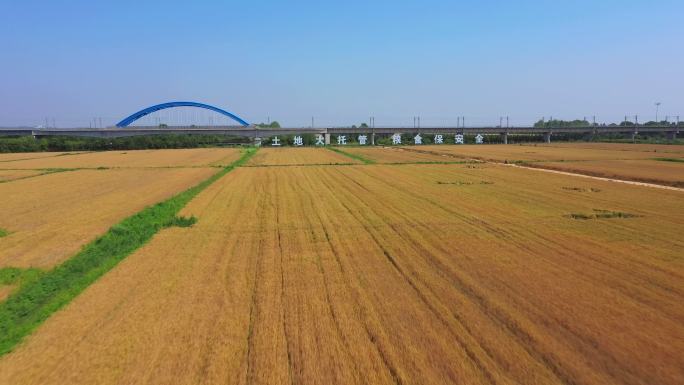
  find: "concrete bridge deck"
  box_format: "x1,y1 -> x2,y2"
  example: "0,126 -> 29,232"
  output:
0,125 -> 679,142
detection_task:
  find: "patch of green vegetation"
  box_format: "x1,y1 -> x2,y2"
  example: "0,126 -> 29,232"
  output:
166,216 -> 197,228
42,168 -> 76,174
326,147 -> 375,164
562,187 -> 601,193
0,229 -> 8,238
437,180 -> 493,186
0,147 -> 257,356
653,157 -> 684,163
566,209 -> 640,220
0,268 -> 43,287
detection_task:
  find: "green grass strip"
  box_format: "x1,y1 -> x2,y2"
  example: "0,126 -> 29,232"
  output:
0,229 -> 8,238
652,157 -> 684,163
0,147 -> 257,356
0,268 -> 43,287
326,147 -> 375,164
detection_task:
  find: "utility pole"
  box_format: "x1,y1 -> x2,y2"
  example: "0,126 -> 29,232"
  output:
311,116 -> 314,128
499,117 -> 502,128
506,116 -> 509,128
655,102 -> 661,122
418,116 -> 420,129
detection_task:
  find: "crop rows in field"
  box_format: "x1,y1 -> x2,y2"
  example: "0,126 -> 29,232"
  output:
528,159 -> 684,187
1,155 -> 682,384
0,168 -> 218,268
0,152 -> 83,163
246,147 -> 362,166
0,148 -> 242,169
338,146 -> 458,163
393,144 -> 684,187
404,143 -> 683,162
0,170 -> 46,183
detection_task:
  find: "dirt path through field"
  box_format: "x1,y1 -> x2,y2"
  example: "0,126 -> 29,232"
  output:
510,163 -> 684,192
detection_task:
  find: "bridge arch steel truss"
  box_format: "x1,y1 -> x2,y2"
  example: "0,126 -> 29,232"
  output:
115,101 -> 249,127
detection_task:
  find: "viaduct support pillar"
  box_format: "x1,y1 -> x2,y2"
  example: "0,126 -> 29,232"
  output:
501,132 -> 508,144
324,133 -> 331,145
630,131 -> 638,141
371,132 -> 376,145
666,131 -> 677,140
543,132 -> 551,143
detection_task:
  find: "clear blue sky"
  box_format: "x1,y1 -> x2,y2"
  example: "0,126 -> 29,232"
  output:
1,0 -> 682,127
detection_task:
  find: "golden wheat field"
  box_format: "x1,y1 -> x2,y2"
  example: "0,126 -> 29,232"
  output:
0,169 -> 44,183
246,147 -> 362,166
410,143 -> 684,162
0,152 -> 82,163
0,148 -> 241,169
342,146 -> 456,163
529,159 -> 684,187
533,142 -> 684,154
0,145 -> 682,385
0,168 -> 216,268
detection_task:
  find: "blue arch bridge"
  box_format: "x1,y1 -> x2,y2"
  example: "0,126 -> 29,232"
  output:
115,101 -> 250,127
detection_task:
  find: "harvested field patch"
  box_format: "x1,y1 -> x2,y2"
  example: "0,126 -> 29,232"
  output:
2,163 -> 681,385
0,167 -> 217,268
529,159 -> 684,187
247,147 -> 362,166
0,148 -> 241,169
341,146 -> 456,163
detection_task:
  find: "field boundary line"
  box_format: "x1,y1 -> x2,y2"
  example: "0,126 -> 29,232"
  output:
0,168 -> 76,184
326,147 -> 376,164
0,147 -> 258,356
510,163 -> 684,192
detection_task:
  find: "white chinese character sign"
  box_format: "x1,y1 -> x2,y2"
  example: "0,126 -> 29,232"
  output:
475,134 -> 484,144
293,136 -> 303,146
337,135 -> 347,145
315,135 -> 325,146
434,134 -> 444,144
414,134 -> 422,145
392,134 -> 402,145
455,134 -> 464,144
272,136 -> 281,146
358,135 -> 368,145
